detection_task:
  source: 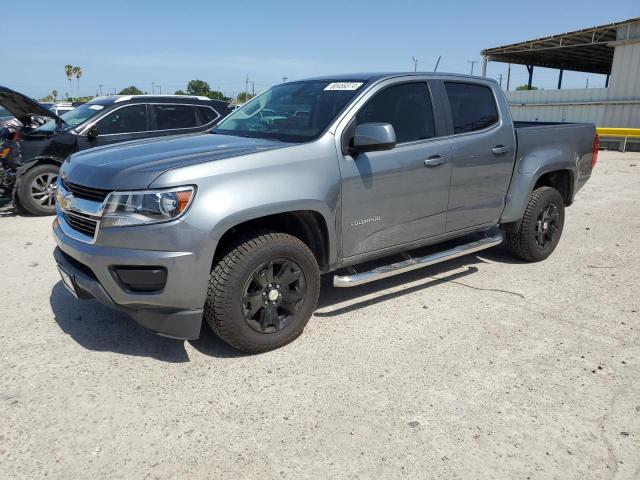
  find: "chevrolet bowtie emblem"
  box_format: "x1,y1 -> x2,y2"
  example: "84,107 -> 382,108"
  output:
58,190 -> 74,211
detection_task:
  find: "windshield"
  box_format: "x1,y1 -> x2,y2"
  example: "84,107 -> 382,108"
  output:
215,80 -> 365,143
0,106 -> 12,118
33,103 -> 106,134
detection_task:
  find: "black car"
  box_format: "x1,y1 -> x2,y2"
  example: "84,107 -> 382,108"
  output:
0,86 -> 232,215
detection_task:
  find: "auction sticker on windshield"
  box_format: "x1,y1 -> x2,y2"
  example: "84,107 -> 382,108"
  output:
324,82 -> 363,91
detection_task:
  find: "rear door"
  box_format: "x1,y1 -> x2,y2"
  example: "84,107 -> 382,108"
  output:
149,104 -> 219,137
338,80 -> 453,258
442,81 -> 516,232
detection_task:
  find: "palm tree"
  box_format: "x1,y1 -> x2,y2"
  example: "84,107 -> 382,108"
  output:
52,90 -> 58,102
72,66 -> 82,90
64,65 -> 73,89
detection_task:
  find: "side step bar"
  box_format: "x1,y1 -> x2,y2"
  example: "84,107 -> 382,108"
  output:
333,230 -> 503,288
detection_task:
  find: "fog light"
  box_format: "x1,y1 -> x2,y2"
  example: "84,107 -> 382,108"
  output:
111,266 -> 167,292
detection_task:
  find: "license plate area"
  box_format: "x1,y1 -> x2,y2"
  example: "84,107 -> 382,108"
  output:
57,266 -> 78,299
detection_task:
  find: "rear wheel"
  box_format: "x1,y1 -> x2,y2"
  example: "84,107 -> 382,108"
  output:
504,186 -> 565,262
205,231 -> 320,353
17,164 -> 59,216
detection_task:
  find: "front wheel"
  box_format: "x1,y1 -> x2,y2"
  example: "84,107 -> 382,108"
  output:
504,186 -> 565,262
17,164 -> 59,216
204,231 -> 320,353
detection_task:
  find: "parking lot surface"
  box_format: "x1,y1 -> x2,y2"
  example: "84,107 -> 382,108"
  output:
1,151 -> 639,479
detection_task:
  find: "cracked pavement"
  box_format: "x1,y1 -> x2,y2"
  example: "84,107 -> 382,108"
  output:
1,151 -> 639,479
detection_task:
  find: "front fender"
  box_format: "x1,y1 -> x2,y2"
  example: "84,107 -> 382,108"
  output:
151,134 -> 342,271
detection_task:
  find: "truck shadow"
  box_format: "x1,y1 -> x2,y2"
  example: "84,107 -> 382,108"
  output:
49,251 -> 494,361
315,254 -> 486,317
49,283 -> 242,362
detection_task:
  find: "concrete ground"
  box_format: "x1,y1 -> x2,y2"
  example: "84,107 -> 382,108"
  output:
1,151 -> 639,479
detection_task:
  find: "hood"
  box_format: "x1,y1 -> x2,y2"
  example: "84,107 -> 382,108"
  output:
61,133 -> 290,190
0,85 -> 61,124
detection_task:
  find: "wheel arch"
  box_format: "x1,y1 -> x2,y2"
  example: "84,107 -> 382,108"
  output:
501,163 -> 577,226
533,169 -> 574,206
211,208 -> 334,272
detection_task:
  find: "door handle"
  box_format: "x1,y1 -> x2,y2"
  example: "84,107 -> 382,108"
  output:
424,156 -> 449,167
491,145 -> 509,155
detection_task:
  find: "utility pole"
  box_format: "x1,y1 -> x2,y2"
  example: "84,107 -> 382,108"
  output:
467,60 -> 478,75
245,75 -> 249,99
506,63 -> 511,91
98,84 -> 103,96
433,55 -> 441,72
282,76 -> 288,83
158,85 -> 162,94
412,56 -> 418,72
251,81 -> 255,97
151,82 -> 155,95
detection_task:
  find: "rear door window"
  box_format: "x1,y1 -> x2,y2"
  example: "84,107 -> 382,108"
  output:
196,106 -> 219,125
444,82 -> 499,134
356,82 -> 436,143
96,104 -> 147,135
154,104 -> 198,130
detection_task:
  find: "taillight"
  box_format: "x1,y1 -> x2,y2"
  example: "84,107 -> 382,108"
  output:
592,134 -> 600,169
0,147 -> 11,158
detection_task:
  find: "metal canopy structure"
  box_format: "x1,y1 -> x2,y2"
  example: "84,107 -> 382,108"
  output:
481,18 -> 640,86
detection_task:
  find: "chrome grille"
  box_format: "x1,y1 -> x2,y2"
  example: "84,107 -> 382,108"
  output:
62,179 -> 111,202
63,211 -> 99,238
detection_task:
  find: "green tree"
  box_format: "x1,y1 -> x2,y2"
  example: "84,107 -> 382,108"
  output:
174,89 -> 186,95
516,84 -> 539,90
206,90 -> 230,101
72,66 -> 82,89
64,65 -> 74,89
186,80 -> 210,96
118,86 -> 144,95
236,92 -> 255,103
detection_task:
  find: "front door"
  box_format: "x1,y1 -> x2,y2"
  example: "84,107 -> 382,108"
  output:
339,81 -> 452,258
78,103 -> 149,150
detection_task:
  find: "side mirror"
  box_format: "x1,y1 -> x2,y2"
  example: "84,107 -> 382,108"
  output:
351,123 -> 396,154
87,125 -> 99,140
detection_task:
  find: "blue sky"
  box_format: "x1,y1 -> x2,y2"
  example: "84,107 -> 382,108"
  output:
4,0 -> 639,99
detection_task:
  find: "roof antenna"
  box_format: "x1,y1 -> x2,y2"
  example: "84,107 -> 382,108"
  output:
434,56 -> 442,72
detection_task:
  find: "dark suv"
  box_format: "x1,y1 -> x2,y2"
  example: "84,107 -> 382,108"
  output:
0,87 -> 232,215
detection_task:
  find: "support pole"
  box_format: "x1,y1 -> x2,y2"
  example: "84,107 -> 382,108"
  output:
605,74 -> 610,88
481,55 -> 488,77
506,64 -> 511,91
557,69 -> 563,90
526,65 -> 534,90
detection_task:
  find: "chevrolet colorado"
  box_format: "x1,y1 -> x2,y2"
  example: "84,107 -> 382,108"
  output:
52,73 -> 598,353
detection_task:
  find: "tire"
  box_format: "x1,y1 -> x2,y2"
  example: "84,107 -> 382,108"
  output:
204,231 -> 320,353
17,164 -> 59,216
504,186 -> 565,262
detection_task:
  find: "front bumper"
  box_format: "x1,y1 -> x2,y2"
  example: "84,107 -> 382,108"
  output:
52,217 -> 212,340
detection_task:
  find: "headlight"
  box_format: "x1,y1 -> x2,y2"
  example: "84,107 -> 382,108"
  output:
101,186 -> 195,227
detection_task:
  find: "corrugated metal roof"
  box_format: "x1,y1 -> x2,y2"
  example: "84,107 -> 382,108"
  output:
482,17 -> 640,74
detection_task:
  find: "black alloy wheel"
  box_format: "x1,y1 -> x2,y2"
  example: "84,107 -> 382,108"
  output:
242,258 -> 306,334
535,202 -> 560,249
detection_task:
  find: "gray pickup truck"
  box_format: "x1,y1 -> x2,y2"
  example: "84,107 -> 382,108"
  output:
52,73 -> 598,353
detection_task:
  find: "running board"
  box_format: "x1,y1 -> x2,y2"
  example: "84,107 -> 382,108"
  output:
333,230 -> 503,287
